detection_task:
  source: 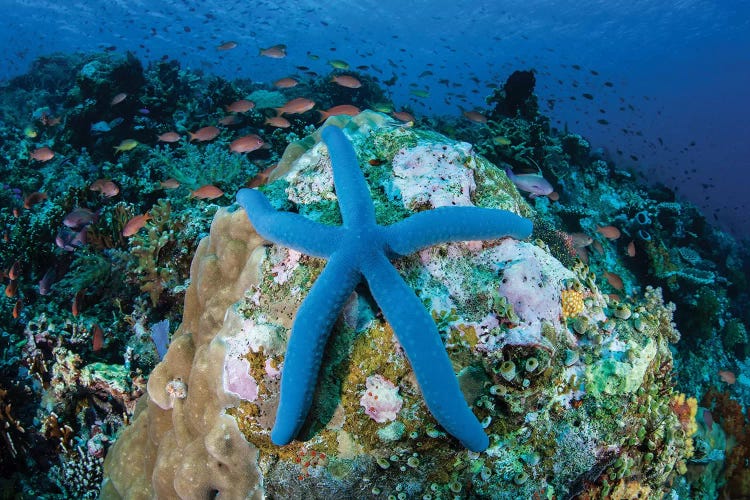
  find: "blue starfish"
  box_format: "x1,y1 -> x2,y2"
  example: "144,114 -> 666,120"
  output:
236,125 -> 532,452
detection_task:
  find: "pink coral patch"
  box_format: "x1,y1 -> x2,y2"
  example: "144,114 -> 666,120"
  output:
223,356 -> 259,401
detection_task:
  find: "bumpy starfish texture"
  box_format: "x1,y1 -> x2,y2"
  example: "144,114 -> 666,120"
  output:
237,125 -> 533,452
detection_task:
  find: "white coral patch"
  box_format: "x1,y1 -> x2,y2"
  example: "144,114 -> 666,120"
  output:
418,242 -> 477,303
285,142 -> 336,205
392,142 -> 477,209
227,315 -> 286,358
222,312 -> 286,396
271,249 -> 302,285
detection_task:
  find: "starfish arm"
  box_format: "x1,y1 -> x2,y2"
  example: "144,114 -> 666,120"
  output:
321,125 -> 376,228
362,251 -> 489,452
385,206 -> 533,256
271,250 -> 362,446
237,188 -> 343,258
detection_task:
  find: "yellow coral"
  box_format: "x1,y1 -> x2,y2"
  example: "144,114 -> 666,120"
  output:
670,393 -> 698,436
668,393 -> 698,459
609,479 -> 652,499
561,288 -> 585,319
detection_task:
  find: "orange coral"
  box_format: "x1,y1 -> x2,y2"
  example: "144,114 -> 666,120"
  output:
702,389 -> 750,496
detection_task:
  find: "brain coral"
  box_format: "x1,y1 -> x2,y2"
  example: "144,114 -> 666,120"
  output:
101,112 -> 690,499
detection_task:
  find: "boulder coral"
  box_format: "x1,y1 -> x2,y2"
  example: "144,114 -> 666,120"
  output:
100,206 -> 265,499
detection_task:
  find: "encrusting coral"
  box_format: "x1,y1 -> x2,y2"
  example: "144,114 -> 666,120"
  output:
101,111 -> 691,499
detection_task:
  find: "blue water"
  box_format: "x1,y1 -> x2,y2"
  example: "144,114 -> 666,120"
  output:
1,0 -> 748,236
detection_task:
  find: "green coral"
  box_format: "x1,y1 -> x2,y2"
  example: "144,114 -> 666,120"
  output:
368,127 -> 418,160
129,199 -> 190,306
585,336 -> 657,396
145,142 -> 259,190
247,89 -> 287,109
683,286 -> 722,340
54,252 -> 116,294
721,318 -> 748,355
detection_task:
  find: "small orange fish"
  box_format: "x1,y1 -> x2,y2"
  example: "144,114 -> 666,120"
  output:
575,247 -> 589,264
369,159 -> 383,166
265,116 -> 291,128
318,104 -> 361,122
5,280 -> 17,298
159,178 -> 180,189
8,260 -> 20,280
191,185 -> 225,200
569,233 -> 593,248
23,191 -> 47,209
259,44 -> 287,58
63,208 -> 98,228
462,110 -> 488,123
225,99 -> 255,113
157,131 -> 181,143
122,213 -> 151,237
275,97 -> 315,115
229,134 -> 264,154
92,324 -> 104,352
38,268 -> 54,296
627,240 -> 636,257
72,290 -> 84,317
719,370 -> 736,385
217,41 -> 238,50
331,75 -> 362,88
604,271 -> 624,291
218,115 -> 241,126
392,111 -> 415,122
30,147 -> 55,162
90,179 -> 119,198
110,93 -> 128,106
597,225 -> 621,240
12,299 -> 22,319
273,77 -> 298,88
248,165 -> 276,188
547,191 -> 560,201
189,126 -> 220,142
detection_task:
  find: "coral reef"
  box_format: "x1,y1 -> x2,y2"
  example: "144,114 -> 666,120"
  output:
0,48 -> 747,497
